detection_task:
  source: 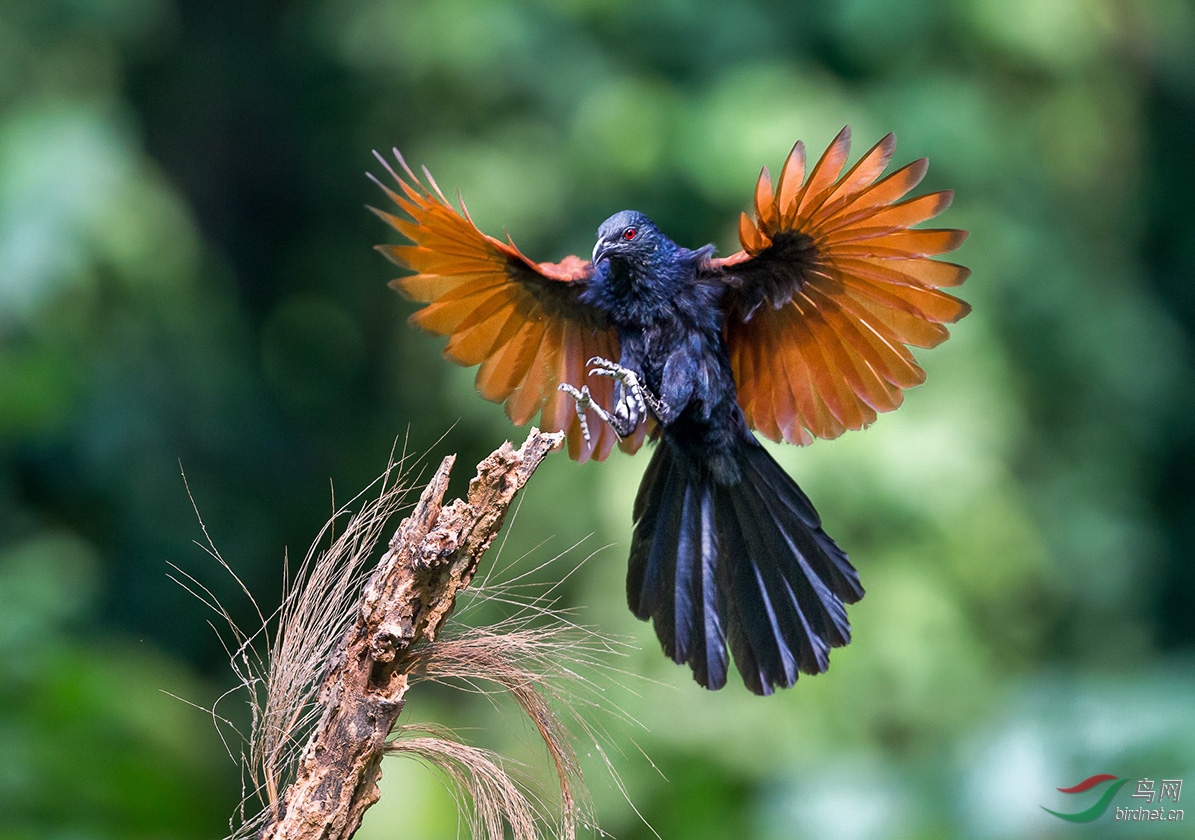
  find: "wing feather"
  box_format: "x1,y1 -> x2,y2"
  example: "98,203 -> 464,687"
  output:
713,129 -> 969,444
755,315 -> 788,442
506,322 -> 553,425
833,158 -> 929,221
829,290 -> 927,388
801,287 -> 903,412
475,318 -> 542,402
764,309 -> 801,439
793,291 -> 872,430
777,304 -> 844,440
371,150 -> 633,462
443,302 -> 522,366
797,313 -> 861,430
827,228 -> 968,259
817,133 -> 896,215
848,274 -> 970,327
775,141 -> 806,220
842,190 -> 954,232
793,126 -> 853,223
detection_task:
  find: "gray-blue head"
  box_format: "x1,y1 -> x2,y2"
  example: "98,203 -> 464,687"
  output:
592,210 -> 668,267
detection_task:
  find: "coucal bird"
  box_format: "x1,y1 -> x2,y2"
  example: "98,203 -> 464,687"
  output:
371,128 -> 969,694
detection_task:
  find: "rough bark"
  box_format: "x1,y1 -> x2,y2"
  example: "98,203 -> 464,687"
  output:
258,428 -> 565,840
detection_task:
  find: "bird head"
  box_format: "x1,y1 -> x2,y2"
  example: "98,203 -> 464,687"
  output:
592,210 -> 664,268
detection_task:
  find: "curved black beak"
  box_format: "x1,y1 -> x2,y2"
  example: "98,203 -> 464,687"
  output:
592,238 -> 612,266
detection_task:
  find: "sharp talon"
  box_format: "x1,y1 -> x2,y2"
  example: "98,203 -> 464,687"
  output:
559,383 -> 595,442
559,383 -> 589,405
559,372 -> 639,443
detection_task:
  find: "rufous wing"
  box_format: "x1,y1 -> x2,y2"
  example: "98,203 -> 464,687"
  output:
371,150 -> 646,462
713,127 -> 970,445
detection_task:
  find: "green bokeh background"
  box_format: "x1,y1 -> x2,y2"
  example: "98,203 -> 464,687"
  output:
2,1 -> 1193,838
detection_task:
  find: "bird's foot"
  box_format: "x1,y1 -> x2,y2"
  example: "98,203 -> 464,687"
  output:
586,356 -> 664,417
557,383 -> 619,443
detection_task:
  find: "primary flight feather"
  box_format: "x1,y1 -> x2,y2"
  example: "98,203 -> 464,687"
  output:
371,127 -> 969,694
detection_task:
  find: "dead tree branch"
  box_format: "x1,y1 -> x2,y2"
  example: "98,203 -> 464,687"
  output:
257,428 -> 565,840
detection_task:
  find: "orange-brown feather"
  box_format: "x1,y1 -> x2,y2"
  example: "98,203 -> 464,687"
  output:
475,318 -> 541,401
372,150 -> 632,462
724,128 -> 968,444
793,126 -> 853,224
776,141 -> 807,221
505,324 -> 552,424
795,291 -> 880,428
799,290 -> 898,414
754,167 -> 778,231
791,300 -> 860,433
816,133 -> 896,217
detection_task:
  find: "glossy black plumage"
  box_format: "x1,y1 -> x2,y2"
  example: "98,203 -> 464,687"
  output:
586,214 -> 863,694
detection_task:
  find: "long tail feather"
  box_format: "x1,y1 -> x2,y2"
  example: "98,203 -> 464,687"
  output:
627,437 -> 862,695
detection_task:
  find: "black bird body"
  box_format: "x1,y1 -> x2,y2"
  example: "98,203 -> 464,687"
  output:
582,212 -> 739,462
373,128 -> 970,694
578,210 -> 862,694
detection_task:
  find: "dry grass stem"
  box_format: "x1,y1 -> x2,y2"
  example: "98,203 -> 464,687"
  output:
179,429 -> 637,840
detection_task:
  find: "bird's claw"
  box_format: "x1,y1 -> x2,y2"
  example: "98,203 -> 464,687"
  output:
586,355 -> 622,371
558,383 -> 598,443
586,356 -> 658,417
561,357 -> 662,443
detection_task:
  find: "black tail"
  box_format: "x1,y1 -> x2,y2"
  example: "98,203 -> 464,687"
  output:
627,436 -> 864,695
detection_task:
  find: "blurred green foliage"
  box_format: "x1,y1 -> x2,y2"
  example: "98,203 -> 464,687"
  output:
1,0 -> 1194,838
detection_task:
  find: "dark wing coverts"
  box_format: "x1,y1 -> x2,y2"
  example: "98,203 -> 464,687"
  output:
371,151 -> 646,462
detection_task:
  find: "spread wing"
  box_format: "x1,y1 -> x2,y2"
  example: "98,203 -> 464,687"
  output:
371,150 -> 646,462
711,127 -> 970,445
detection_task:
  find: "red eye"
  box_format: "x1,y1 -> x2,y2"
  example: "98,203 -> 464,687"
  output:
623,227 -> 637,240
